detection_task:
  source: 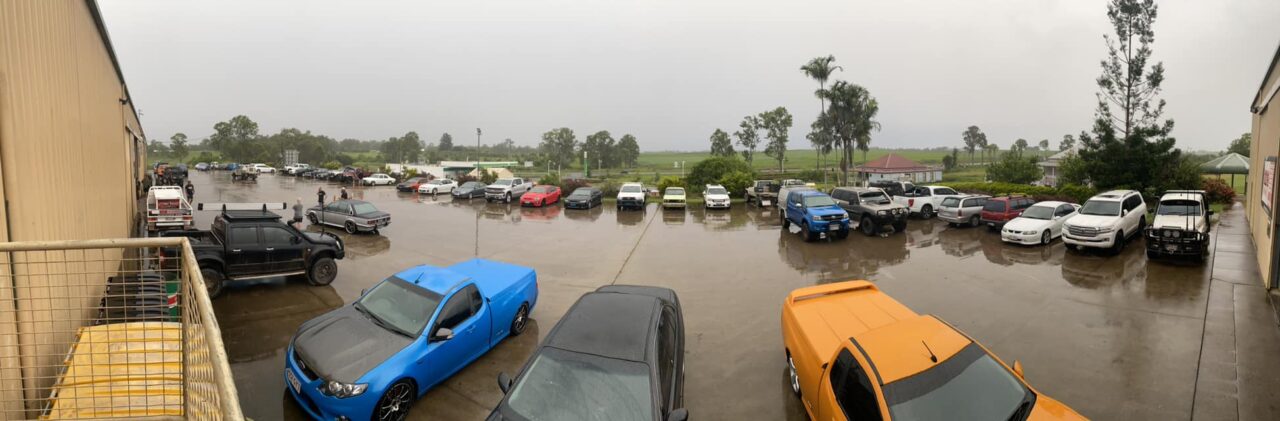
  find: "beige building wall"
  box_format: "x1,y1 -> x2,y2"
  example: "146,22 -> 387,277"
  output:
0,0 -> 146,415
1248,46 -> 1280,290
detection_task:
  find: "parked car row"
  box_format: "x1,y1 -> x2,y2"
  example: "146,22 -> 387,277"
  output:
279,256 -> 1087,420
871,183 -> 1213,261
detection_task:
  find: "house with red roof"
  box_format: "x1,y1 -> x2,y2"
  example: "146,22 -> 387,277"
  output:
854,153 -> 943,183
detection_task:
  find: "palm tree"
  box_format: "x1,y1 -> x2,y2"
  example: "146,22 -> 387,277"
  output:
818,81 -> 880,185
801,56 -> 841,171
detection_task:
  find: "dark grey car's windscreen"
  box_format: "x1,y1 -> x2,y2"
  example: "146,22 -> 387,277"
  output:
505,347 -> 653,421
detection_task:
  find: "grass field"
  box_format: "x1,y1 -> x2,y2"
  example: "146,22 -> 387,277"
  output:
942,166 -> 988,183
633,148 -> 956,173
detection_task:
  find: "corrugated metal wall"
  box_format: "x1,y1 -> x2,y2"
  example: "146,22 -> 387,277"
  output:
0,0 -> 145,416
1250,61 -> 1280,290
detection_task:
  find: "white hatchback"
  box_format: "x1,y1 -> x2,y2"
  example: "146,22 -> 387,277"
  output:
417,179 -> 457,195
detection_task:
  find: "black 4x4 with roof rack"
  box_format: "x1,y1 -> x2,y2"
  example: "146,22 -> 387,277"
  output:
161,203 -> 345,298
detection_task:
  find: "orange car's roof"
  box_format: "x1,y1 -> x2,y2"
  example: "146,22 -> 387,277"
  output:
855,315 -> 972,383
787,282 -> 918,363
787,281 -> 973,384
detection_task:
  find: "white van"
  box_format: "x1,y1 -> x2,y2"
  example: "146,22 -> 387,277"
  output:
145,186 -> 193,232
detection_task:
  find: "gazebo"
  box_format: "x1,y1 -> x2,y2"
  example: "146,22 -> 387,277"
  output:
1201,152 -> 1250,189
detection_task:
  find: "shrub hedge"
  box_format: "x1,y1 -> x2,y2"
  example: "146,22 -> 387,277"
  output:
944,182 -> 1097,204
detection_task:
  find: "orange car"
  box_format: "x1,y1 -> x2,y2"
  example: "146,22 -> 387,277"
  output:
780,281 -> 1086,421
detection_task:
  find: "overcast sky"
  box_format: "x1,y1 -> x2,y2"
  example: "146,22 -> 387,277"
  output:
99,0 -> 1279,152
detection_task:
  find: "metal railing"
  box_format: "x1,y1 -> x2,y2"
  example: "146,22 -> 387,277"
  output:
0,238 -> 242,420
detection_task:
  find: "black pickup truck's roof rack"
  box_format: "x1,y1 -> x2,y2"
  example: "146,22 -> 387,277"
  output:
195,202 -> 288,220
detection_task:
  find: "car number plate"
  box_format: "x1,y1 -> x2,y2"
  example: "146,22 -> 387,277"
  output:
286,369 -> 301,394
828,224 -> 839,231
1166,244 -> 1178,252
761,200 -> 772,207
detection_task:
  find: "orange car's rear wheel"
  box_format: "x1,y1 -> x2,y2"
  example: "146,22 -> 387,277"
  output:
787,354 -> 801,396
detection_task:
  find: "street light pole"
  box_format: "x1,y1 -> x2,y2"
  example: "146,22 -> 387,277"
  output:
476,128 -> 482,162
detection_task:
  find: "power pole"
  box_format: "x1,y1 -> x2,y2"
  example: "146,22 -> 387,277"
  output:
476,128 -> 482,162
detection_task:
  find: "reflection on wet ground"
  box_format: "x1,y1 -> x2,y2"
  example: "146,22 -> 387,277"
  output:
190,171 -> 1228,420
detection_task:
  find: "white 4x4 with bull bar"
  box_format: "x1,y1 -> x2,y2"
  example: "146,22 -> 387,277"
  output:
1144,190 -> 1212,261
1063,190 -> 1147,253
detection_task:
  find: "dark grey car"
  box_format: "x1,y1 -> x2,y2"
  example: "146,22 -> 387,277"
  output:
452,181 -> 488,199
306,199 -> 391,234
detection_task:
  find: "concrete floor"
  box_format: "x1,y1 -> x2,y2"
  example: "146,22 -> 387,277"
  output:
185,171 -> 1280,421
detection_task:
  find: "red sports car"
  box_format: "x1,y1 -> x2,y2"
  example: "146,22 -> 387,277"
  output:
520,185 -> 561,207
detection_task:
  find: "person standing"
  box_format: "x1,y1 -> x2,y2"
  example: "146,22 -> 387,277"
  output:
292,198 -> 305,228
184,180 -> 195,203
317,187 -> 327,207
340,186 -> 349,200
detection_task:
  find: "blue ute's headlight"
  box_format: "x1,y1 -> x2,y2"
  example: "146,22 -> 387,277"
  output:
320,380 -> 368,398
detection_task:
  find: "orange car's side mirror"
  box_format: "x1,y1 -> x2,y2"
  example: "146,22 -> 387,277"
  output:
1013,360 -> 1025,378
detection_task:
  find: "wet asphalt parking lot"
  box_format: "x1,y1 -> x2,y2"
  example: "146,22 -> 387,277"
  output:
190,170 -> 1228,421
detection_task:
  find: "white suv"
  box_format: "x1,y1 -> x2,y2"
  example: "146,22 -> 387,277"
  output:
1063,190 -> 1147,252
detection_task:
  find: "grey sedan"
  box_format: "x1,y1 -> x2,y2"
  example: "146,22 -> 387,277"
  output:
306,200 -> 391,234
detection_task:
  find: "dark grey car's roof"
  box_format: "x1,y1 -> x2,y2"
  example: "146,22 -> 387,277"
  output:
545,291 -> 659,363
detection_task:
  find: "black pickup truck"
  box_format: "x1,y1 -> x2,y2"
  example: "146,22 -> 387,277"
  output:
162,210 -> 345,298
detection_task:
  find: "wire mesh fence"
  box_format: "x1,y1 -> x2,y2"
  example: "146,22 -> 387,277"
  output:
0,238 -> 241,420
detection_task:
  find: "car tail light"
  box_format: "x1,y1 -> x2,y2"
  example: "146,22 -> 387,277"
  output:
958,209 -> 963,217
908,199 -> 914,207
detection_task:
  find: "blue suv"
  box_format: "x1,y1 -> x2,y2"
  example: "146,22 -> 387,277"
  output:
782,190 -> 850,241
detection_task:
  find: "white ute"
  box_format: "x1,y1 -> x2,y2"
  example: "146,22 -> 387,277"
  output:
893,185 -> 962,219
145,186 -> 193,232
1062,190 -> 1148,253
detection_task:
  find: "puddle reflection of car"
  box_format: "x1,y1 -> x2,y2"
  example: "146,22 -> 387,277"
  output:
699,207 -> 734,228
563,204 -> 604,222
982,230 -> 1063,266
483,202 -> 518,222
662,207 -> 687,225
519,204 -> 562,222
777,225 -> 908,279
306,226 -> 391,260
1061,245 -> 1146,289
937,222 -> 984,257
617,206 -> 647,226
745,205 -> 781,230
904,219 -> 939,248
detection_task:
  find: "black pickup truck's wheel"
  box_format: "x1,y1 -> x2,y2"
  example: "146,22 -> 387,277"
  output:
308,257 -> 337,286
511,303 -> 530,336
344,221 -> 358,234
861,217 -> 876,236
201,268 -> 225,299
